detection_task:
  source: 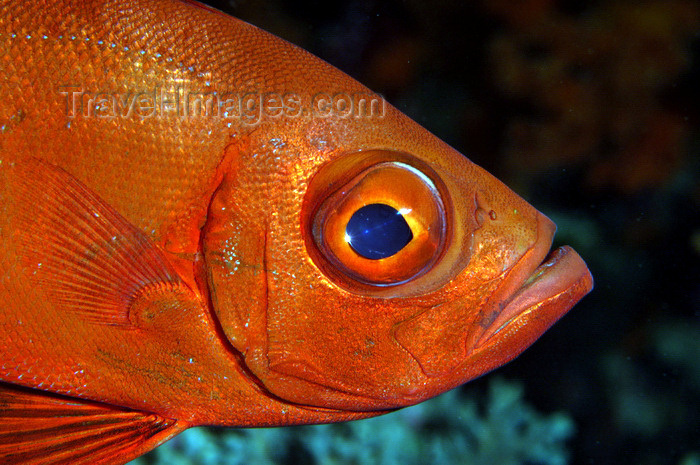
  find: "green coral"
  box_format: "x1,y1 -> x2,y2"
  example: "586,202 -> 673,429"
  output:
131,378 -> 574,465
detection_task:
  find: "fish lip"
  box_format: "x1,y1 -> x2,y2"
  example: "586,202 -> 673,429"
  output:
474,213 -> 594,348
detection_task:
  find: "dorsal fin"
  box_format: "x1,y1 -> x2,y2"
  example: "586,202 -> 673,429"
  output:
0,381 -> 187,465
9,158 -> 188,327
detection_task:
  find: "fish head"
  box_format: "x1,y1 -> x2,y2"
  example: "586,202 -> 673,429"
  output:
202,106 -> 593,412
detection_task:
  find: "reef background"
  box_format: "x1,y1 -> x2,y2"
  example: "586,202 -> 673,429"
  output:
135,1 -> 700,464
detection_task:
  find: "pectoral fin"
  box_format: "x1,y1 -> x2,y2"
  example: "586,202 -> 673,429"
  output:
0,381 -> 187,465
7,157 -> 193,327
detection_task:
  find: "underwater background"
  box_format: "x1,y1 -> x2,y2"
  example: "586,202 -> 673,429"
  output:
133,0 -> 700,464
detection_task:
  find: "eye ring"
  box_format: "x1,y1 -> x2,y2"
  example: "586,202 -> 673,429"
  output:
307,154 -> 449,289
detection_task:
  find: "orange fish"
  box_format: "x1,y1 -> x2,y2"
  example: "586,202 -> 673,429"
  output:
0,0 -> 593,463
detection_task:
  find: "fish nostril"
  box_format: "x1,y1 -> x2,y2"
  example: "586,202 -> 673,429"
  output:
473,192 -> 498,230
475,207 -> 497,228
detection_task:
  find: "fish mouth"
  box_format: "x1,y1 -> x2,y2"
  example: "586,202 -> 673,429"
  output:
474,213 -> 594,349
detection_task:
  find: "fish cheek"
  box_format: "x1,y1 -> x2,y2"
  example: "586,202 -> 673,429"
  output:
261,291 -> 431,408
393,302 -> 473,377
391,284 -> 498,379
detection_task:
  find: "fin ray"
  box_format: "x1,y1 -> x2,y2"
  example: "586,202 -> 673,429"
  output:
0,382 -> 186,465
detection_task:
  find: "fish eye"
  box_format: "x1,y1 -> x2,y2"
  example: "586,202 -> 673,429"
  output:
345,203 -> 414,260
309,157 -> 448,287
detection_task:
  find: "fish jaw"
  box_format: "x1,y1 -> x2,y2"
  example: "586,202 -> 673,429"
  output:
474,244 -> 593,351
441,212 -> 594,389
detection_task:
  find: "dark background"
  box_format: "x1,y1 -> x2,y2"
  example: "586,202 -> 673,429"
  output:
183,1 -> 700,463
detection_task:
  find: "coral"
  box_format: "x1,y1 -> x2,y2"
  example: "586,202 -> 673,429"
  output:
131,378 -> 574,465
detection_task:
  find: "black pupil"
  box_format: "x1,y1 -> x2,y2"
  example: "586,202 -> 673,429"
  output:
345,204 -> 413,260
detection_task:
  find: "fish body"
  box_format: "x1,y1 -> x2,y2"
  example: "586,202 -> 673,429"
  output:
0,0 -> 593,463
